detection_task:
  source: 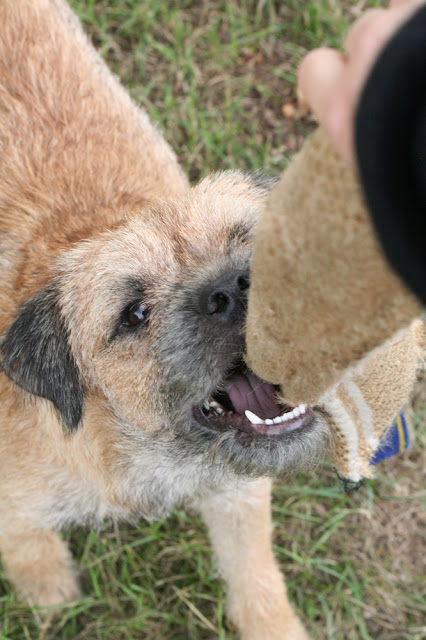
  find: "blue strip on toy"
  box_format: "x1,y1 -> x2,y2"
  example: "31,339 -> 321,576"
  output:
370,412 -> 410,465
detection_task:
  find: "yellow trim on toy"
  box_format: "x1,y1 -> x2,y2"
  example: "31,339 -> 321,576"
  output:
396,414 -> 406,453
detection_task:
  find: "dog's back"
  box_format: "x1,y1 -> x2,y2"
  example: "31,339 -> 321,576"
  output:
0,0 -> 187,320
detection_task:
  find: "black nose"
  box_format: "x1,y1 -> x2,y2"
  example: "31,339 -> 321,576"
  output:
200,270 -> 250,322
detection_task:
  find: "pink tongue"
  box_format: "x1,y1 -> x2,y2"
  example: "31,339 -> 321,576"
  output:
224,371 -> 283,419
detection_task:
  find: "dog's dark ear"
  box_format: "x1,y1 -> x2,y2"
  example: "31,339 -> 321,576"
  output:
0,284 -> 84,431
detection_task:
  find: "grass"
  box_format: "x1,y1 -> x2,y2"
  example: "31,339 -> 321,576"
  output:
67,0 -> 361,181
1,0 -> 425,639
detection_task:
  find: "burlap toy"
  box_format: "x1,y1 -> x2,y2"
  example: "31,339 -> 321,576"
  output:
246,128 -> 424,483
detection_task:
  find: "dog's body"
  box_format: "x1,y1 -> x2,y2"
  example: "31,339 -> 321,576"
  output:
0,1 -> 328,637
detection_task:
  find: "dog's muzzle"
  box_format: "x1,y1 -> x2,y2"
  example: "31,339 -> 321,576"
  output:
193,361 -> 315,441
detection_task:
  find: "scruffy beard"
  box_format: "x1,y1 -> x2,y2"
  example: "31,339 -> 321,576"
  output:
155,356 -> 332,480
113,398 -> 330,524
178,408 -> 331,479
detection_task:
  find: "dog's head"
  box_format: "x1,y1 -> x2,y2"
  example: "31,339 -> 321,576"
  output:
0,171 -> 329,480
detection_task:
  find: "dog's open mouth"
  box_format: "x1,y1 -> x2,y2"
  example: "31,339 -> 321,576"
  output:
193,363 -> 315,437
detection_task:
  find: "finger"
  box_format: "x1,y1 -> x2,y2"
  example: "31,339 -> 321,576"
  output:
297,48 -> 345,122
345,2 -> 424,60
344,8 -> 388,58
390,0 -> 425,9
298,49 -> 355,165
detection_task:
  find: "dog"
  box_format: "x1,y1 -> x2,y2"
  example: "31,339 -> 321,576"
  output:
0,1 -> 329,638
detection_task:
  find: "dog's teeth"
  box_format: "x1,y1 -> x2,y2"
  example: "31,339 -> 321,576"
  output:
269,403 -> 309,424
272,413 -> 287,424
246,403 -> 310,426
280,410 -> 293,422
245,410 -> 265,425
203,399 -> 226,415
207,399 -> 225,410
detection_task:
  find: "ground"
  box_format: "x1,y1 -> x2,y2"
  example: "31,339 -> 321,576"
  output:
0,1 -> 425,639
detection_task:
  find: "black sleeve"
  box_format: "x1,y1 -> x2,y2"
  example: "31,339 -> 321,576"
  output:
355,4 -> 426,305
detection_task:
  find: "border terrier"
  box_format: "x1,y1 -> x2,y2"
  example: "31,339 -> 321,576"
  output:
0,1 -> 329,638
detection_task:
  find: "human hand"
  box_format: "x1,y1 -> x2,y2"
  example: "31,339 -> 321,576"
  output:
297,0 -> 426,166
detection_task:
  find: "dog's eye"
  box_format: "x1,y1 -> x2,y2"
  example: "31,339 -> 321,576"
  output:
122,301 -> 149,328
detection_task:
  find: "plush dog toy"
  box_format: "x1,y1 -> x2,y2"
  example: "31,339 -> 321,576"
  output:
246,128 -> 424,483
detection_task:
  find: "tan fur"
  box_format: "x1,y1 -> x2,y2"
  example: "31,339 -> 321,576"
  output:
196,478 -> 310,640
0,1 -> 316,638
0,530 -> 81,606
